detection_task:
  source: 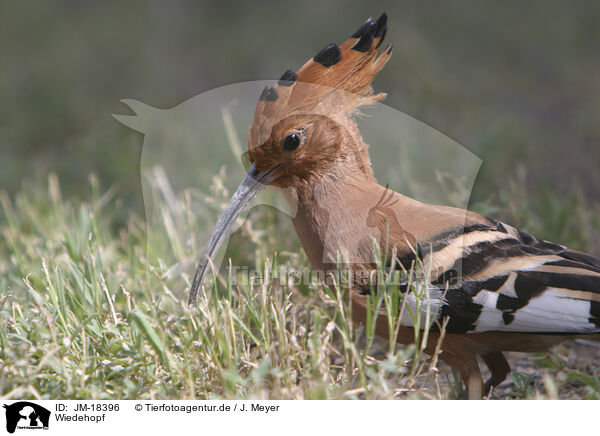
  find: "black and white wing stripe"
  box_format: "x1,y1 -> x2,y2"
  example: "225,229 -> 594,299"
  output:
421,221 -> 600,334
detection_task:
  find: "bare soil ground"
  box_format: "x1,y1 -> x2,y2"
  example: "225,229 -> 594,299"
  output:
363,336 -> 600,399
486,340 -> 600,399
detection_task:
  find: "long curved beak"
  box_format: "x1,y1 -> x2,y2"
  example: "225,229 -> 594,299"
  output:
188,163 -> 279,305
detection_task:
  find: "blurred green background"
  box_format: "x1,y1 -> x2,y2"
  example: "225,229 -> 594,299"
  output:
1,1 -> 599,214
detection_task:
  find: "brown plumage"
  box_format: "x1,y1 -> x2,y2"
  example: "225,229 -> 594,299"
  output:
190,13 -> 600,399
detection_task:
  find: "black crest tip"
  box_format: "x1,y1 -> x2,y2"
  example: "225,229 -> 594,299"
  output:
313,43 -> 342,67
351,17 -> 375,38
351,22 -> 376,52
375,28 -> 387,48
375,12 -> 388,33
259,86 -> 278,102
374,12 -> 388,48
277,69 -> 297,86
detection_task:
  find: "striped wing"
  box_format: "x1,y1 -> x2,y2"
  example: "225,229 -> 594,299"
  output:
421,221 -> 600,334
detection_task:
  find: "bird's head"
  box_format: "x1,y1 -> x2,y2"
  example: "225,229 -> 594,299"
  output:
246,113 -> 351,189
189,13 -> 393,303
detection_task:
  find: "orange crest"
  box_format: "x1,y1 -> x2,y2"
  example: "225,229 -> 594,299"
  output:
249,13 -> 392,147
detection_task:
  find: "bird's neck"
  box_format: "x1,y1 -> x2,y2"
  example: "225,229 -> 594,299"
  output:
282,157 -> 383,270
294,124 -> 379,203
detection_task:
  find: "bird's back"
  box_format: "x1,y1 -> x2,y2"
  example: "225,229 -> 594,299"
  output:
379,192 -> 600,335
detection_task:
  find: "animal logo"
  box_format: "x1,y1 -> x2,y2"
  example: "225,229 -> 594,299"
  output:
3,402 -> 51,433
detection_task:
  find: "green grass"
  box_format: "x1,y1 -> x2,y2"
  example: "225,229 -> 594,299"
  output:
0,173 -> 448,400
1,172 -> 599,400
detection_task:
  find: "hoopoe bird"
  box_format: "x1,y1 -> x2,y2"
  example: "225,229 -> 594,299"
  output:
189,13 -> 600,399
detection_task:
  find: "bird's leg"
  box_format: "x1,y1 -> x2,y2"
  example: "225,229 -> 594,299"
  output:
453,356 -> 484,400
481,351 -> 511,397
465,368 -> 484,400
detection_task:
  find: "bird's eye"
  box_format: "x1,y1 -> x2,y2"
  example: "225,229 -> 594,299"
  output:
283,133 -> 301,151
